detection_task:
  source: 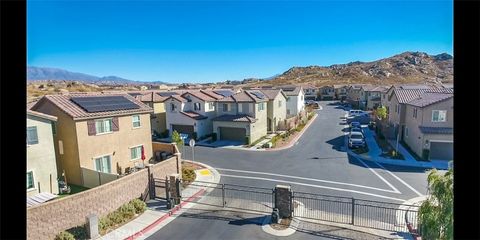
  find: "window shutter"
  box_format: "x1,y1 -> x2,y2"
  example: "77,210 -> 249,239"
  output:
87,120 -> 96,136
112,117 -> 119,131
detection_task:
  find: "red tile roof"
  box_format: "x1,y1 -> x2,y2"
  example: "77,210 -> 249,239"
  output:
182,91 -> 217,102
181,111 -> 208,120
217,90 -> 268,103
394,87 -> 453,104
31,93 -> 153,121
406,92 -> 453,108
212,114 -> 256,123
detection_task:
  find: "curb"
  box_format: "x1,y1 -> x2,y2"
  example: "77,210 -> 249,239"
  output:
265,113 -> 318,151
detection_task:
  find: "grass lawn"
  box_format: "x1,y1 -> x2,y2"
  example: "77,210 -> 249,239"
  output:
58,184 -> 90,198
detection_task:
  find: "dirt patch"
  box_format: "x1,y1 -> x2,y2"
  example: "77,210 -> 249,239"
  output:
182,161 -> 205,170
270,218 -> 292,230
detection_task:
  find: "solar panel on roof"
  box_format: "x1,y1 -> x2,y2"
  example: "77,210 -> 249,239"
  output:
71,96 -> 140,113
400,85 -> 431,90
214,90 -> 233,97
158,92 -> 178,97
250,91 -> 265,99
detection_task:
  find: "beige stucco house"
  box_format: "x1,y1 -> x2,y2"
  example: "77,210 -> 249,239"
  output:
302,85 -> 318,100
30,93 -> 154,187
260,89 -> 288,132
360,85 -> 390,110
27,110 -> 59,197
403,92 -> 453,161
346,84 -> 367,108
212,90 -> 268,144
319,85 -> 335,100
334,85 -> 349,101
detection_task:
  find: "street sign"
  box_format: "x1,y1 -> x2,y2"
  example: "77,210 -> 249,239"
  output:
189,139 -> 195,147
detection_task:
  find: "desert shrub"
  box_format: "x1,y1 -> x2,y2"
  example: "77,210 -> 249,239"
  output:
55,231 -> 75,240
119,203 -> 136,219
130,198 -> 147,214
182,166 -> 196,183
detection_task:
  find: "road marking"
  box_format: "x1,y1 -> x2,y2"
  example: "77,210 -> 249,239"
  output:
355,158 -> 401,194
198,169 -> 211,176
220,174 -> 406,202
216,168 -> 399,194
371,161 -> 424,197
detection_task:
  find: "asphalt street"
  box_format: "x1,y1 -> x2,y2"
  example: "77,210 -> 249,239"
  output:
182,101 -> 431,204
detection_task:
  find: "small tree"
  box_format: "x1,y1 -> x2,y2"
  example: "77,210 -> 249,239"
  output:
171,130 -> 184,154
418,169 -> 453,240
376,106 -> 387,120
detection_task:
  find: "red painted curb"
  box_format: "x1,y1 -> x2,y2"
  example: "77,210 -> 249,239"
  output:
266,113 -> 318,151
124,188 -> 206,240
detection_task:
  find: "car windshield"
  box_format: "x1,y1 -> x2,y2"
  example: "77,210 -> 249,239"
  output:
350,134 -> 363,139
351,128 -> 361,132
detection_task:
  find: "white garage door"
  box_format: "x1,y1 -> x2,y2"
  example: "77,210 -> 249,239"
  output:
429,141 -> 453,161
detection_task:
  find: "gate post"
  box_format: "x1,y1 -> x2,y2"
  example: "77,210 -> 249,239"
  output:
222,184 -> 226,208
274,185 -> 292,219
147,166 -> 155,200
169,174 -> 181,205
351,198 -> 355,225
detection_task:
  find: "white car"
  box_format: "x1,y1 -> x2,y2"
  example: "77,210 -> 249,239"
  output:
345,109 -> 365,118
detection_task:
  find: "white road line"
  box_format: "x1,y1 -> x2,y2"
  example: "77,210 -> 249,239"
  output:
355,158 -> 402,194
372,161 -> 424,197
216,168 -> 399,194
221,174 -> 406,202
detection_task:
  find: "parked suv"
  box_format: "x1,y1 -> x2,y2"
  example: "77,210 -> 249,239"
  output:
348,132 -> 366,149
350,127 -> 364,135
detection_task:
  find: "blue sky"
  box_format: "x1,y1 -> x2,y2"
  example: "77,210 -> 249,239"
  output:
27,0 -> 453,83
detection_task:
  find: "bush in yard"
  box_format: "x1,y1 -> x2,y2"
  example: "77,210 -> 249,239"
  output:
171,130 -> 184,153
119,203 -> 136,219
55,231 -> 75,240
376,106 -> 387,120
418,169 -> 453,240
182,166 -> 196,183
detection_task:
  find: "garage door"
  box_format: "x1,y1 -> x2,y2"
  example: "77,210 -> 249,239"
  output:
172,125 -> 194,137
219,127 -> 246,142
429,142 -> 453,160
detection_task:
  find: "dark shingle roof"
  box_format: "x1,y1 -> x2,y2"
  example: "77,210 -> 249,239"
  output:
419,126 -> 453,134
212,114 -> 256,123
279,86 -> 303,96
407,92 -> 453,108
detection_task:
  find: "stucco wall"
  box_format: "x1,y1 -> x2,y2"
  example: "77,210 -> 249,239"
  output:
269,94 -> 287,131
76,113 -> 153,181
286,93 -> 304,117
27,115 -> 59,196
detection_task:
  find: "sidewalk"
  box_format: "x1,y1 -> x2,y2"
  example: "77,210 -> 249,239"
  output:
99,162 -> 221,240
350,128 -> 448,170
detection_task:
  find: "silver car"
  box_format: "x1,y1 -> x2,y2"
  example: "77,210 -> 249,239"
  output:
348,131 -> 366,149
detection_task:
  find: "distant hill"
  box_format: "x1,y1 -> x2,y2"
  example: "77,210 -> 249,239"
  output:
247,51 -> 453,87
27,66 -> 168,85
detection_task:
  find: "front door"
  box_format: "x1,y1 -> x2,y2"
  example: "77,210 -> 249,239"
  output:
267,118 -> 272,132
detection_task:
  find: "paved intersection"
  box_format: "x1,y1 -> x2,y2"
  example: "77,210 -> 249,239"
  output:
182,101 -> 431,204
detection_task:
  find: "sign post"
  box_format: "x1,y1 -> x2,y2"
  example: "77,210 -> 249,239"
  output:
189,139 -> 196,164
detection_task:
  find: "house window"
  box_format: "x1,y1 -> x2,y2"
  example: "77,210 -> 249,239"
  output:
132,115 -> 141,128
208,102 -> 215,110
95,118 -> 113,134
278,100 -> 282,108
27,171 -> 35,190
94,155 -> 112,173
413,108 -> 417,118
432,110 -> 447,122
238,103 -> 243,113
258,102 -> 265,111
194,102 -> 201,111
130,145 -> 143,160
223,103 -> 229,112
170,103 -> 176,112
27,126 -> 38,145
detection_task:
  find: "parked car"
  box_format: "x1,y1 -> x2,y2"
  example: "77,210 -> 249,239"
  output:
347,115 -> 371,125
308,102 -> 320,109
350,127 -> 364,135
349,121 -> 361,128
347,110 -> 365,118
348,132 -> 366,149
305,100 -> 315,105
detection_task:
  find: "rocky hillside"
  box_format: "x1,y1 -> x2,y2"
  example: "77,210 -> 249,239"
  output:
257,52 -> 453,87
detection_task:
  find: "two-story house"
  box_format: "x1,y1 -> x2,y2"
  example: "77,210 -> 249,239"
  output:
259,89 -> 288,132
279,86 -> 305,117
347,84 -> 371,108
27,110 -> 59,197
212,90 -> 268,144
333,85 -> 349,101
30,93 -> 154,187
381,84 -> 453,141
302,85 -> 318,100
360,85 -> 390,110
403,92 -> 453,161
132,92 -> 169,136
164,90 -> 222,140
319,85 -> 335,100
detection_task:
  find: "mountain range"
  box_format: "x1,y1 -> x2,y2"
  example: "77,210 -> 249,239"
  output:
27,66 -> 168,85
254,51 -> 453,87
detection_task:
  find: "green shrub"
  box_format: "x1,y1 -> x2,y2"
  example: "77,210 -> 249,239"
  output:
99,217 -> 113,233
182,167 -> 196,183
55,231 -> 75,240
130,198 -> 147,214
119,203 -> 136,219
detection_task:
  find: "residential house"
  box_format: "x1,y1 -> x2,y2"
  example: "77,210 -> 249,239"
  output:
303,85 -> 318,100
403,92 -> 453,161
381,84 -> 453,141
30,93 -> 154,187
259,89 -> 288,132
212,90 -> 268,144
346,84 -> 369,108
133,92 -> 169,136
27,110 -> 59,197
360,85 -> 390,110
279,86 -> 305,117
318,85 -> 335,100
164,90 -> 222,140
333,85 -> 349,101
